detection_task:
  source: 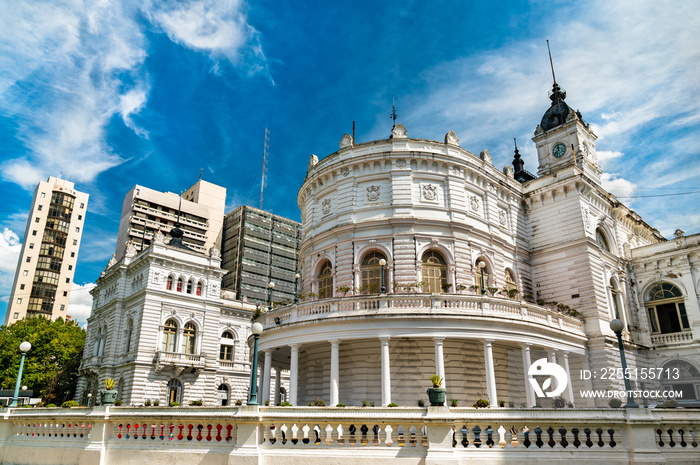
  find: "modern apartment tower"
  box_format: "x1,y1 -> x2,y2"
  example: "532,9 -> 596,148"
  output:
221,206 -> 301,305
114,180 -> 226,260
5,176 -> 89,324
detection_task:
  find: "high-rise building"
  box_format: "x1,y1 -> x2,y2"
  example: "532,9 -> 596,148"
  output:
5,176 -> 89,324
114,180 -> 226,260
221,206 -> 301,305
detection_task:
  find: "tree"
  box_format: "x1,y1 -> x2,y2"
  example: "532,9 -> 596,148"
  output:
0,317 -> 86,405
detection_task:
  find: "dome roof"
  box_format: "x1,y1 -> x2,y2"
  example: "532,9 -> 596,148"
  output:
540,83 -> 574,132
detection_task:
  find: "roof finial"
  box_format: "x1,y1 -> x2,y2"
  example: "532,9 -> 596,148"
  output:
390,96 -> 397,129
514,137 -> 519,154
168,191 -> 186,246
547,40 -> 557,85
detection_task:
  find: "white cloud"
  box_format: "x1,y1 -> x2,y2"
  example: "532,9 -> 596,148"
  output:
601,173 -> 637,199
596,150 -> 624,165
0,228 -> 22,309
67,282 -> 96,324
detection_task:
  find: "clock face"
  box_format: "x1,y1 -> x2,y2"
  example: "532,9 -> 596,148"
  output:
583,143 -> 589,155
552,143 -> 566,158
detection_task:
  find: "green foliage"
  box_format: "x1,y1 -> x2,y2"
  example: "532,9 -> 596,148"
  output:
336,286 -> 351,297
508,401 -> 515,408
235,400 -> 242,406
308,397 -> 325,406
104,378 -> 116,390
114,399 -> 122,406
153,400 -> 159,406
473,399 -> 490,409
361,400 -> 368,407
21,404 -> 34,408
417,399 -> 425,407
169,402 -> 180,407
189,399 -> 203,406
387,403 -> 398,407
498,400 -> 505,407
656,399 -> 679,409
46,403 -> 57,408
370,401 -> 375,407
335,403 -> 345,407
441,283 -> 453,292
450,399 -> 459,407
145,399 -> 151,406
455,284 -> 468,292
264,400 -> 270,406
0,317 -> 86,406
553,396 -> 567,409
608,398 -> 622,408
280,401 -> 292,406
429,374 -> 443,388
251,306 -> 265,321
61,400 -> 79,408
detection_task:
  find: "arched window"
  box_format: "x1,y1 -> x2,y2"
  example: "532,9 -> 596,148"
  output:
182,322 -> 196,354
596,228 -> 610,252
645,283 -> 688,334
94,328 -> 103,356
162,319 -> 178,352
125,319 -> 133,353
217,384 -> 230,406
166,275 -> 174,290
176,277 -> 183,292
661,360 -> 700,401
422,250 -> 447,293
318,261 -> 333,298
360,251 -> 386,294
474,260 -> 490,292
196,281 -> 203,296
167,379 -> 183,405
505,269 -> 517,292
186,279 -> 193,294
219,331 -> 235,362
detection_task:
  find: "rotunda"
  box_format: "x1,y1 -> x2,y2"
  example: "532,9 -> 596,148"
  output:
253,124 -> 589,408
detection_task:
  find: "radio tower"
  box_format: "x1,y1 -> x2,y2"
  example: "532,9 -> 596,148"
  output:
260,127 -> 270,210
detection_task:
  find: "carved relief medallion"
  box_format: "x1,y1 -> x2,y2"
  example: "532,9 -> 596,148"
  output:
422,184 -> 438,201
499,209 -> 507,227
396,159 -> 407,168
322,198 -> 332,215
366,185 -> 381,202
341,167 -> 350,177
470,195 -> 481,212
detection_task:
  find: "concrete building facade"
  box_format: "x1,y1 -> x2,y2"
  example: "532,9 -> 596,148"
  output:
5,176 -> 89,324
114,179 -> 226,260
221,205 -> 301,306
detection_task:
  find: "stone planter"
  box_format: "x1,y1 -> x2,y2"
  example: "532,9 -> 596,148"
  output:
100,390 -> 117,406
426,388 -> 446,406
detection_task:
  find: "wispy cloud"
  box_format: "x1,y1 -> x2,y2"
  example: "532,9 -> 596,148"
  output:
0,0 -> 269,191
67,282 -> 96,324
0,228 -> 22,308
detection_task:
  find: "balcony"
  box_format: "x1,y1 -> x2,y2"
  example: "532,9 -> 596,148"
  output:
154,351 -> 205,374
651,331 -> 694,347
260,293 -> 585,337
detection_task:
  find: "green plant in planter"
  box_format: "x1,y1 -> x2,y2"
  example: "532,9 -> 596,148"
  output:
169,402 -> 180,407
417,399 -> 425,407
553,396 -> 567,409
336,403 -> 345,407
427,375 -> 446,406
450,399 -> 459,407
104,379 -> 116,390
280,401 -> 292,406
473,399 -> 490,409
144,399 -> 151,407
235,400 -> 242,406
387,403 -> 398,407
429,374 -> 443,388
498,400 -> 505,408
100,378 -> 118,406
441,283 -> 453,292
336,285 -> 351,297
61,400 -> 79,408
153,400 -> 160,406
608,398 -> 622,408
114,399 -> 122,406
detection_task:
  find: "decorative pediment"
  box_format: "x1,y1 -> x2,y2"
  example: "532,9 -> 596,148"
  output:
444,130 -> 459,145
391,123 -> 407,139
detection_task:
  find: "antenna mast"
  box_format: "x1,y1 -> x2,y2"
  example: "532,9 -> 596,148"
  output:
547,40 -> 557,84
260,127 -> 270,210
390,96 -> 397,129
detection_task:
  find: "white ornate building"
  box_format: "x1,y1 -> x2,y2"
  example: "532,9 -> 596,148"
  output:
253,82 -> 700,409
76,228 -> 260,407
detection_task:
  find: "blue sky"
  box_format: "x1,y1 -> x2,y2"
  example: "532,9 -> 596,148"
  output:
1,0 -> 698,323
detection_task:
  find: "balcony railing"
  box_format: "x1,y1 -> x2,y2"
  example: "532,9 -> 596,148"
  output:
261,293 -> 585,336
154,351 -> 205,368
651,331 -> 694,346
1,406 -> 698,464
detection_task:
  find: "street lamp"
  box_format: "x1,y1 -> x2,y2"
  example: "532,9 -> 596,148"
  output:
268,281 -> 275,312
610,319 -> 638,408
10,341 -> 31,407
247,322 -> 264,406
87,392 -> 93,407
294,273 -> 300,304
478,262 -> 487,295
379,259 -> 387,294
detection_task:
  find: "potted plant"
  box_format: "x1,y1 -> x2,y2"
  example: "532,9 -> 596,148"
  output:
100,378 -> 118,406
426,375 -> 446,406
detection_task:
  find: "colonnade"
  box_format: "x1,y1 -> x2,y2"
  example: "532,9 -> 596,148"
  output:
256,337 -> 578,408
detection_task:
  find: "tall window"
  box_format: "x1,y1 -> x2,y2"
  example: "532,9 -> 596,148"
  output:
646,283 -> 689,334
125,319 -> 133,353
162,319 -> 178,352
168,379 -> 183,405
505,269 -> 517,292
218,384 -> 230,406
610,278 -> 622,321
360,251 -> 386,294
176,278 -> 183,292
186,279 -> 193,294
422,250 -> 447,293
182,322 -> 196,354
94,328 -> 103,356
596,228 -> 610,252
318,261 -> 333,298
196,281 -> 203,296
167,275 -> 173,290
474,260 -> 490,290
219,331 -> 235,361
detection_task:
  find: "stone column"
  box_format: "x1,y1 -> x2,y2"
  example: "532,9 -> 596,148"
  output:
289,344 -> 299,406
274,368 -> 282,406
433,337 -> 446,391
483,340 -> 498,407
521,344 -> 536,407
380,338 -> 391,406
261,350 -> 273,405
561,351 -> 575,407
330,339 -> 340,406
548,350 -> 557,392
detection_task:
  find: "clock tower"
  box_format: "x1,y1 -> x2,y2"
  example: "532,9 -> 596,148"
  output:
533,81 -> 602,184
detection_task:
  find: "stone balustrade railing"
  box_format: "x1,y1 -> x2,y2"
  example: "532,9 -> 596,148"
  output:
262,293 -> 585,335
0,407 -> 697,464
651,331 -> 694,346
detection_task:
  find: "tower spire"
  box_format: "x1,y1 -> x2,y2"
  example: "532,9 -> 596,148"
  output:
390,96 -> 397,129
547,40 -> 557,86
